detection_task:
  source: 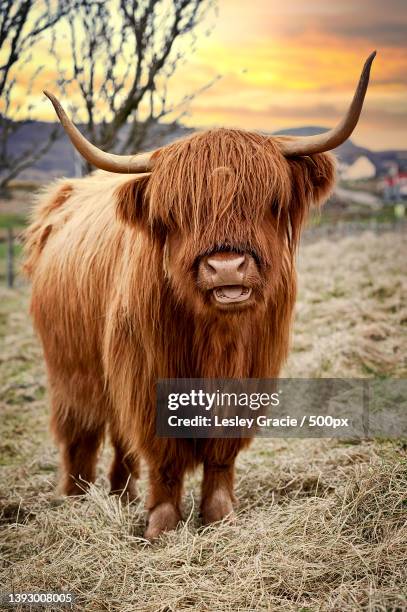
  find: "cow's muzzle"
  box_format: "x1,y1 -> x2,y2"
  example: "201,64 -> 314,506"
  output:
197,251 -> 259,306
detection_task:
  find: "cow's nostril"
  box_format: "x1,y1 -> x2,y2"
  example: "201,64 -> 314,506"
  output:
238,256 -> 246,273
206,260 -> 217,274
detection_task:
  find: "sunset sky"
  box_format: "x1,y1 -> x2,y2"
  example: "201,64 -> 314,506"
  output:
8,0 -> 407,150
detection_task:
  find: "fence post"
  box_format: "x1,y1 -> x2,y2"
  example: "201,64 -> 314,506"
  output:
7,227 -> 14,288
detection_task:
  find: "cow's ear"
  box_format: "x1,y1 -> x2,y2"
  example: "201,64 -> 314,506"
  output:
115,174 -> 150,229
288,152 -> 336,208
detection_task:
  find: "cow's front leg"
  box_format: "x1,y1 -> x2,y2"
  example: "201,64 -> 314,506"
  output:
200,439 -> 244,525
201,462 -> 235,524
144,456 -> 186,540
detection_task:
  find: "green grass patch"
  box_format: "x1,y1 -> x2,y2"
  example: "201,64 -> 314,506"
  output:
0,242 -> 23,258
0,212 -> 27,229
0,243 -> 23,283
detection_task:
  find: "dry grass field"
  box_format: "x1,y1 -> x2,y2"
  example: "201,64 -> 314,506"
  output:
0,227 -> 406,611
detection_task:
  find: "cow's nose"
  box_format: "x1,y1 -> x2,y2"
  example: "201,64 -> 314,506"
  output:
204,254 -> 247,285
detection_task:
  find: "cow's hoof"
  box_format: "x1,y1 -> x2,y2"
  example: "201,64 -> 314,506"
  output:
144,502 -> 181,540
201,488 -> 235,525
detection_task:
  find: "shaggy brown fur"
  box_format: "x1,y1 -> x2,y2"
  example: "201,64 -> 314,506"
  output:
24,129 -> 335,539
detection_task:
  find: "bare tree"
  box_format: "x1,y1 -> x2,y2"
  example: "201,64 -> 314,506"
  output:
0,0 -> 72,190
59,0 -> 217,173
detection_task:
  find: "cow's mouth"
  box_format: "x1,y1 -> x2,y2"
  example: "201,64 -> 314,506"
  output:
213,285 -> 252,304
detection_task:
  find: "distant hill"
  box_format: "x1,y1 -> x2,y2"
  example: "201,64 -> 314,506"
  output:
0,120 -> 194,182
2,120 -> 406,182
272,126 -> 369,162
272,126 -> 407,174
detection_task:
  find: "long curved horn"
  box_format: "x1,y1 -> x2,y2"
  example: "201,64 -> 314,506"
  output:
278,51 -> 376,157
43,91 -> 155,173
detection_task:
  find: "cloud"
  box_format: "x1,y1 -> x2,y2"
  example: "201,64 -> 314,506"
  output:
332,22 -> 407,47
252,0 -> 407,48
189,100 -> 407,129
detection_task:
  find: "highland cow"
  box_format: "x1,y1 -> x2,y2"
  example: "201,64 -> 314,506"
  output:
24,53 -> 375,539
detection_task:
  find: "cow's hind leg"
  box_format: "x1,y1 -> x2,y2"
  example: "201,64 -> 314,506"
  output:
51,405 -> 105,496
109,433 -> 139,502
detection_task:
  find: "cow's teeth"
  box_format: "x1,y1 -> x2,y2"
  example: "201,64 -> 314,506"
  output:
213,286 -> 252,304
